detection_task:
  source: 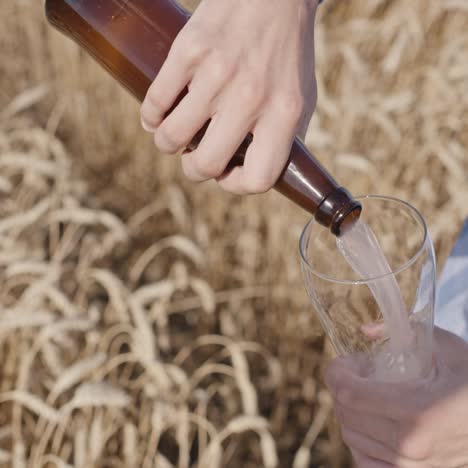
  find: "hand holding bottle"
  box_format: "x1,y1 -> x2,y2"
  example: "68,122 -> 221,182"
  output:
140,0 -> 320,194
325,327 -> 468,468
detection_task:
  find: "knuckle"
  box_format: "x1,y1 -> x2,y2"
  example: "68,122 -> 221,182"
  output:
337,383 -> 358,408
174,26 -> 207,64
397,407 -> 436,460
154,126 -> 183,153
399,429 -> 432,461
142,91 -> 163,117
273,89 -> 305,124
207,51 -> 231,84
238,78 -> 263,107
390,422 -> 405,453
340,426 -> 353,447
185,39 -> 206,64
188,155 -> 224,180
243,172 -> 277,194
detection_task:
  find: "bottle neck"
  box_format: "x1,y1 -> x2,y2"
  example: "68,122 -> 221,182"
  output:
316,188 -> 362,236
274,140 -> 361,233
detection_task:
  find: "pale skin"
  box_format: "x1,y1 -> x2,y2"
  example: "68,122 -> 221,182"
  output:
140,0 -> 319,194
325,327 -> 468,468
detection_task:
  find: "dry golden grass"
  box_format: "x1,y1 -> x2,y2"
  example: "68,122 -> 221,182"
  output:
1,0 -> 467,467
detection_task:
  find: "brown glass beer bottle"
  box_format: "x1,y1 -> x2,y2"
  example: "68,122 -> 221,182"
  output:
45,0 -> 361,235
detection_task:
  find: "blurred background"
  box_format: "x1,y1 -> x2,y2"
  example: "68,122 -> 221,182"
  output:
0,0 -> 467,466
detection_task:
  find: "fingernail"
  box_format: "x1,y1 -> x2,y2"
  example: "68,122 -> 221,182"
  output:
141,116 -> 154,133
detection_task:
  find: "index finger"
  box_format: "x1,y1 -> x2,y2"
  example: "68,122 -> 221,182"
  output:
140,34 -> 197,131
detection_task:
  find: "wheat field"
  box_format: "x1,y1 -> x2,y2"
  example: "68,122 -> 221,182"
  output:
0,0 -> 467,467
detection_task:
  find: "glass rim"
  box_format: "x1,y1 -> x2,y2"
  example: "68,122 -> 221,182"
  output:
299,195 -> 429,285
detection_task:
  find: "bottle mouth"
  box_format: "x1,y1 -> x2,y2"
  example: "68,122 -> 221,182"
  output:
331,201 -> 362,237
315,187 -> 362,237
